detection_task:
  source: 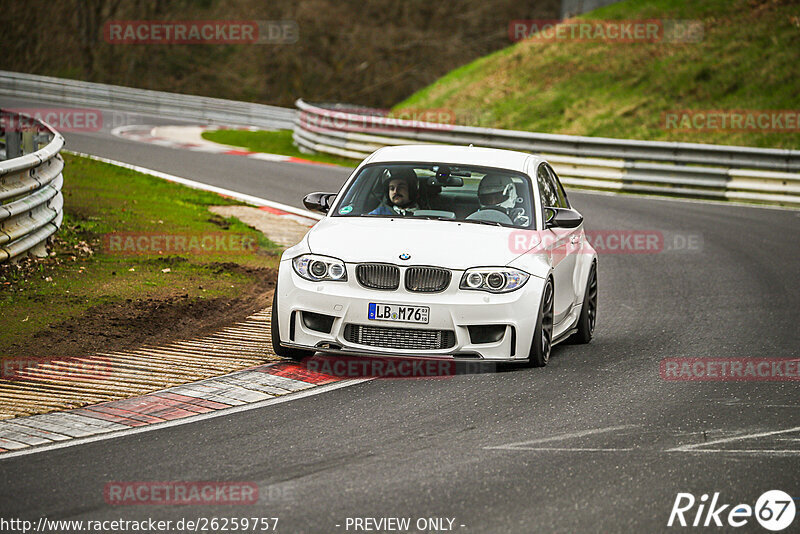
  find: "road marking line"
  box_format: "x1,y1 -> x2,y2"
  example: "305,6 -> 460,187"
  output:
494,447 -> 636,452
486,447 -> 800,455
0,379 -> 368,460
484,425 -> 635,450
667,425 -> 800,451
671,449 -> 800,456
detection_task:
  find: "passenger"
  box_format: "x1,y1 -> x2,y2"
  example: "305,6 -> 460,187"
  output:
470,174 -> 528,226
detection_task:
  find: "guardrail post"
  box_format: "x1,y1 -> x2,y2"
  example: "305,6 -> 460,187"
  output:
26,241 -> 49,258
4,130 -> 22,159
34,133 -> 50,151
22,130 -> 35,154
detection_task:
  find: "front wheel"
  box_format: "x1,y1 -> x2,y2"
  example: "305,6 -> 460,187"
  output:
528,278 -> 554,367
569,262 -> 597,344
271,287 -> 314,361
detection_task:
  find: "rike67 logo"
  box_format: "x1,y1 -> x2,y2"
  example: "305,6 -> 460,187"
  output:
668,490 -> 795,531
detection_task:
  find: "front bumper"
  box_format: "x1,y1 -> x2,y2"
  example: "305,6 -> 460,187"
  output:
276,262 -> 546,361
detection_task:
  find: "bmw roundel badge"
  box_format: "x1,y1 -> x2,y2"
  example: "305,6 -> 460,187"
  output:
399,253 -> 411,260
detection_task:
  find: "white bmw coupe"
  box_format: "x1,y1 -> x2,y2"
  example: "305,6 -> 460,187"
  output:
272,145 -> 597,366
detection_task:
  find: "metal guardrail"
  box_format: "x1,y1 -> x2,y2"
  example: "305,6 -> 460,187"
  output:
0,70 -> 296,131
293,100 -> 800,207
0,111 -> 65,262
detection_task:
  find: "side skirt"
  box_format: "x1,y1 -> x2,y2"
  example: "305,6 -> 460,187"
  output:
552,327 -> 578,346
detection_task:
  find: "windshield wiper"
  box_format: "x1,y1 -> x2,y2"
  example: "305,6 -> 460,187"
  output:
460,219 -> 504,227
413,215 -> 454,221
358,214 -> 503,226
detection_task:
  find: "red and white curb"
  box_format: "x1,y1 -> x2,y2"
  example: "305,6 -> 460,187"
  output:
0,153 -> 343,458
0,361 -> 362,458
64,151 -> 323,228
111,124 -> 335,166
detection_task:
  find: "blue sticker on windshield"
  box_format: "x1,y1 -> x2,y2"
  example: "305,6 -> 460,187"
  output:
339,205 -> 353,214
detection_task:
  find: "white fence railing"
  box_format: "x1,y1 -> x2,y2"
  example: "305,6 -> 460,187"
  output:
293,100 -> 800,207
0,71 -> 296,131
0,112 -> 65,262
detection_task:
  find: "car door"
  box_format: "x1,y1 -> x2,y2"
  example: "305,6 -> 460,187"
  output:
546,164 -> 582,318
536,163 -> 579,326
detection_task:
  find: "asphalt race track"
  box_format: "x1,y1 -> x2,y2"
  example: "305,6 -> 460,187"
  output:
2,97 -> 799,532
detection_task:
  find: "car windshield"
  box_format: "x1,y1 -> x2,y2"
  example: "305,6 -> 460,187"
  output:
332,163 -> 535,228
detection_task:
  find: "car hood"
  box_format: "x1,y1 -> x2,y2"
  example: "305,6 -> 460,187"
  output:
307,217 -> 526,270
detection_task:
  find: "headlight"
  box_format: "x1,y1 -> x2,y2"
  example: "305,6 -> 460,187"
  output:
292,254 -> 347,282
460,267 -> 529,293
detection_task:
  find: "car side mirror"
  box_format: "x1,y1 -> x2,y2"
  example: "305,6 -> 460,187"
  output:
303,192 -> 337,213
545,207 -> 583,229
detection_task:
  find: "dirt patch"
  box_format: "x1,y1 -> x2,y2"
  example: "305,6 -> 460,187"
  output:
2,263 -> 277,359
209,205 -> 312,246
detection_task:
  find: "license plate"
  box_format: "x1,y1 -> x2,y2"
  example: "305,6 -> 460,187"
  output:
368,303 -> 429,324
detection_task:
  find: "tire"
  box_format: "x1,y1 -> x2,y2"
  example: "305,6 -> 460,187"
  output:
528,277 -> 554,367
569,262 -> 597,344
271,286 -> 314,361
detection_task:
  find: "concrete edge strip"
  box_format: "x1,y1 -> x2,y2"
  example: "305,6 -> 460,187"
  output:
62,150 -> 323,226
0,363 -> 369,459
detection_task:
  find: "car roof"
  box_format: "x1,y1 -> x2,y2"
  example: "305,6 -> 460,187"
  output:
363,145 -> 544,174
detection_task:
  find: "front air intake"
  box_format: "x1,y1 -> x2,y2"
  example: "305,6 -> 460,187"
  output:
356,263 -> 400,290
405,267 -> 451,293
302,311 -> 335,333
344,324 -> 456,350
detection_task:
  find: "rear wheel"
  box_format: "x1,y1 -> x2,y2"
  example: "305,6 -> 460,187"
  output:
271,286 -> 314,361
528,278 -> 554,367
569,262 -> 597,344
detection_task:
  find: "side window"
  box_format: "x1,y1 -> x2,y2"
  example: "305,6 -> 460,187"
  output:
536,164 -> 559,208
546,165 -> 570,209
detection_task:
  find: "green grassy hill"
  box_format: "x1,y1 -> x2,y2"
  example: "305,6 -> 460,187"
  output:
395,0 -> 800,148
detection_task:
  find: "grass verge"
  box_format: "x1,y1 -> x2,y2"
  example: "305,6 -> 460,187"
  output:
202,129 -> 357,166
0,153 -> 282,359
394,0 -> 800,149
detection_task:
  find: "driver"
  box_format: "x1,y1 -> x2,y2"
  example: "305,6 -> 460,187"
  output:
369,168 -> 419,216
